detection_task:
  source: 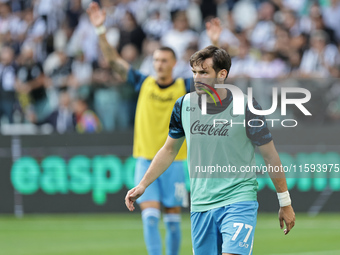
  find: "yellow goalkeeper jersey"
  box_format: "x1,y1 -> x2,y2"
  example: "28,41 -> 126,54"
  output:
128,68 -> 189,160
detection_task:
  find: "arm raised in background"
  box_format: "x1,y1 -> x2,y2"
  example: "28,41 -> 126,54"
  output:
258,140 -> 296,235
125,136 -> 185,211
206,17 -> 222,47
87,2 -> 129,81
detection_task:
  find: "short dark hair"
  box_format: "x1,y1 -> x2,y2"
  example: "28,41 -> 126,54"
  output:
157,46 -> 177,60
189,45 -> 231,78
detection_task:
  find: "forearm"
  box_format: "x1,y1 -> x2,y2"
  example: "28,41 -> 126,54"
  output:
98,33 -> 119,62
206,17 -> 221,47
139,145 -> 179,189
211,37 -> 219,47
259,141 -> 288,193
263,150 -> 291,208
98,33 -> 129,80
125,136 -> 184,211
259,142 -> 295,233
265,154 -> 288,193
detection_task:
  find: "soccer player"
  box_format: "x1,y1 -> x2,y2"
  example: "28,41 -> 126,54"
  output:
125,46 -> 296,255
87,3 -> 221,255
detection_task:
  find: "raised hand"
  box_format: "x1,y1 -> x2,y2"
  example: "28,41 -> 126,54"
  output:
87,2 -> 106,27
206,17 -> 222,47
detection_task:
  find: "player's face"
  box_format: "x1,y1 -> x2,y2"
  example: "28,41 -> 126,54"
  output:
192,58 -> 218,96
153,50 -> 176,79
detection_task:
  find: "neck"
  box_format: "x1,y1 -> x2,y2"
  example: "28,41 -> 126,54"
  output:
156,76 -> 173,86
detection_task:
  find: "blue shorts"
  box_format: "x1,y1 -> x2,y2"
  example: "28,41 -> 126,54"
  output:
134,158 -> 187,208
191,201 -> 259,255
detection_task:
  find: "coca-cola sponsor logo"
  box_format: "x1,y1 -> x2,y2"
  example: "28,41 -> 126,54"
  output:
190,120 -> 229,136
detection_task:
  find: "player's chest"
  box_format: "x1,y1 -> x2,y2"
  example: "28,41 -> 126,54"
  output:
140,83 -> 185,107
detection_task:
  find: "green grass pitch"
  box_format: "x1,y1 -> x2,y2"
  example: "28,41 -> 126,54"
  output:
0,213 -> 339,255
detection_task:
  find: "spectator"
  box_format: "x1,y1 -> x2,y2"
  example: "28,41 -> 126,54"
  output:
282,0 -> 307,14
300,2 -> 321,34
273,25 -> 291,61
35,89 -> 76,134
118,11 -> 145,54
120,43 -> 141,67
10,0 -> 31,13
173,43 -> 198,79
0,2 -> 20,52
19,7 -> 48,61
229,41 -> 257,78
142,9 -> 171,40
70,51 -> 93,88
92,59 -> 120,132
231,0 -> 258,31
0,0 -> 339,133
33,0 -> 64,34
44,50 -> 72,88
0,2 -> 20,46
0,46 -> 17,124
161,10 -> 198,60
167,0 -> 190,12
287,50 -> 302,77
15,44 -> 51,122
66,0 -> 83,30
326,82 -> 340,122
321,0 -> 340,42
249,1 -> 276,50
54,21 -> 74,51
310,13 -> 337,45
73,97 -> 101,133
199,0 -> 218,21
290,32 -> 309,53
299,30 -> 340,78
67,12 -> 98,63
106,0 -> 142,27
281,9 -> 301,37
250,49 -> 287,78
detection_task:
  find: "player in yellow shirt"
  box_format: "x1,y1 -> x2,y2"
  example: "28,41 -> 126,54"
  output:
87,3 -> 221,254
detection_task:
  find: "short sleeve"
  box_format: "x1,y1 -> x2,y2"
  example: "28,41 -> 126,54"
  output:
169,96 -> 185,139
127,67 -> 148,92
246,98 -> 273,146
184,78 -> 193,93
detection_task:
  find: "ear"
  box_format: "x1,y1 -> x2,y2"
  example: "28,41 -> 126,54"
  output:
218,69 -> 228,80
172,59 -> 177,67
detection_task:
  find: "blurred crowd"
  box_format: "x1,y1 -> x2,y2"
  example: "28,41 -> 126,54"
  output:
0,0 -> 340,134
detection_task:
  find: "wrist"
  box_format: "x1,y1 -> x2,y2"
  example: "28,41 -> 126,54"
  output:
138,181 -> 147,190
95,25 -> 106,35
211,40 -> 219,47
277,190 -> 291,207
